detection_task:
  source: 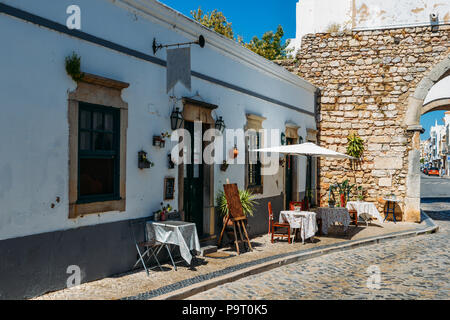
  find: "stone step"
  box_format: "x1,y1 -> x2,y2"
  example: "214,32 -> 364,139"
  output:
200,245 -> 218,257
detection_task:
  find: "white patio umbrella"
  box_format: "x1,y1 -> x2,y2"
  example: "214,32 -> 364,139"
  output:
252,142 -> 355,159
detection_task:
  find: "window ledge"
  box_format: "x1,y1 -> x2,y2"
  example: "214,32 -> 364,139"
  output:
80,73 -> 130,90
69,198 -> 126,219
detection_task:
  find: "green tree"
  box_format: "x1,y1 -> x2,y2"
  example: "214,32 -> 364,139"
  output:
244,25 -> 291,60
191,7 -> 234,40
191,8 -> 290,61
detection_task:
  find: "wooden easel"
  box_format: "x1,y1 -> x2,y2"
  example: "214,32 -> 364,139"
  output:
217,183 -> 253,254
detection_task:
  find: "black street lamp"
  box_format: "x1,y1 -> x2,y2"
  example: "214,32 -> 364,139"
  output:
170,107 -> 183,130
215,116 -> 225,133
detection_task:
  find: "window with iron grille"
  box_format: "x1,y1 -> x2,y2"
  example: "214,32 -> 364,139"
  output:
77,102 -> 120,203
247,131 -> 262,188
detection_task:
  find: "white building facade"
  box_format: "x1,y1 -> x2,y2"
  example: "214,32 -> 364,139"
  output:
0,0 -> 318,299
288,0 -> 450,55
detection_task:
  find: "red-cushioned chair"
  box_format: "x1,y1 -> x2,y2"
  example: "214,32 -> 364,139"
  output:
289,201 -> 306,211
268,202 -> 291,244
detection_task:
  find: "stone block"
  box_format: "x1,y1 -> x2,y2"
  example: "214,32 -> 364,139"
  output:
374,157 -> 403,169
378,177 -> 392,187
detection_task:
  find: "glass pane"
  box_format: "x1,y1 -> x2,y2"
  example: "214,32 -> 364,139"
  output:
93,112 -> 103,130
80,110 -> 91,129
193,164 -> 199,178
94,133 -> 104,150
104,113 -> 113,131
79,158 -> 115,196
80,131 -> 91,150
103,133 -> 113,150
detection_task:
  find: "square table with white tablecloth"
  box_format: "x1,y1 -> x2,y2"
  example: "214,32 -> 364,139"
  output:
279,211 -> 318,243
313,207 -> 351,235
146,221 -> 201,266
346,201 -> 383,223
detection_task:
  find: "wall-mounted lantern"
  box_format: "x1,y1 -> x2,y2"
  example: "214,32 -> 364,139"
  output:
232,144 -> 239,159
168,153 -> 175,169
281,132 -> 286,146
170,107 -> 183,130
215,116 -> 226,134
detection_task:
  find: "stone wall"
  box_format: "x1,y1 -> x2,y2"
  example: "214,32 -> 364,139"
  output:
279,25 -> 450,221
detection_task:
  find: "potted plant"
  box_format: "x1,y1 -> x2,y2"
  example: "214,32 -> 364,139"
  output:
356,186 -> 364,202
346,132 -> 364,159
216,189 -> 258,227
328,184 -> 337,208
336,179 -> 355,207
154,202 -> 173,221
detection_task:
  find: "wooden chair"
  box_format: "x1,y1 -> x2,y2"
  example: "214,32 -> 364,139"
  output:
269,202 -> 291,244
348,210 -> 358,226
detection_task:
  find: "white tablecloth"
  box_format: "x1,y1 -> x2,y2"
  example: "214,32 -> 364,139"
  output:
279,211 -> 318,243
146,221 -> 201,265
346,201 -> 383,223
314,207 -> 350,235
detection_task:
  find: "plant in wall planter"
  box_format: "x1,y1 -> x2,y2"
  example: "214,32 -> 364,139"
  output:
138,150 -> 154,169
347,132 -> 364,161
153,131 -> 171,148
65,52 -> 85,82
216,189 -> 258,228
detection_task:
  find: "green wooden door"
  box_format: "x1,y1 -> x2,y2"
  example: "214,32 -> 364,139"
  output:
183,121 -> 204,235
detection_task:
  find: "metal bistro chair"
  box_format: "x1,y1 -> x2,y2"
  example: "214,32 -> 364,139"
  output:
383,201 -> 398,224
129,219 -> 166,276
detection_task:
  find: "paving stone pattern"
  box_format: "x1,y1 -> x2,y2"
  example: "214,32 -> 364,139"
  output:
189,204 -> 449,300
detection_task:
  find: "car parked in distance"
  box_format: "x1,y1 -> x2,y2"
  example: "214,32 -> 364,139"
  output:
427,167 -> 440,176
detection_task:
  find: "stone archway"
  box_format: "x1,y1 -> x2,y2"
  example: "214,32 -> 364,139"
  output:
284,26 -> 450,223
403,54 -> 450,222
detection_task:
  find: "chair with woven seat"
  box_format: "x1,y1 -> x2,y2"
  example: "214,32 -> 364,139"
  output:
268,202 -> 291,244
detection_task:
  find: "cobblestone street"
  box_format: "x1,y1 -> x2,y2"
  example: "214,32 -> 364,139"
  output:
189,203 -> 450,300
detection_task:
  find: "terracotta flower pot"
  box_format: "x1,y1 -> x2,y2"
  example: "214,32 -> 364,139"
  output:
340,194 -> 346,207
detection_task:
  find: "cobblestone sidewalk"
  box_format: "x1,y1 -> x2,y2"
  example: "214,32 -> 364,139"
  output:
189,206 -> 449,300
34,220 -> 423,300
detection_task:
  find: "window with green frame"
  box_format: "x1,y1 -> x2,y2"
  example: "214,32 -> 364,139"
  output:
77,102 -> 121,203
247,131 -> 262,188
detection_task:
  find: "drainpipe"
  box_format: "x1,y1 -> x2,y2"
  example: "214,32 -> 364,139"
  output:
314,88 -> 321,206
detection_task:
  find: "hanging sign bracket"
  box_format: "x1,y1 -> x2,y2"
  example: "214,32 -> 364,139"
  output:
153,35 -> 205,55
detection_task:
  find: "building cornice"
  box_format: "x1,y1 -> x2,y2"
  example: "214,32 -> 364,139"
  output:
115,0 -> 317,93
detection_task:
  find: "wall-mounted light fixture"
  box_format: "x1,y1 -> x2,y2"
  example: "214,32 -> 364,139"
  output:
153,35 -> 206,55
215,116 -> 226,134
170,107 -> 183,130
281,132 -> 286,146
233,144 -> 239,159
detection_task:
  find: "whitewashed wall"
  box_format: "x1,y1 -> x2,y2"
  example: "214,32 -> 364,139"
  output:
0,0 -> 316,240
288,0 -> 450,54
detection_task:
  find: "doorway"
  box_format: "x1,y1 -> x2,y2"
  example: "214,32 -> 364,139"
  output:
183,121 -> 204,235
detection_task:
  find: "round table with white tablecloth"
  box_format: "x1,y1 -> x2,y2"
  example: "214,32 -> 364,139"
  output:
279,211 -> 318,243
312,207 -> 351,235
346,201 -> 383,223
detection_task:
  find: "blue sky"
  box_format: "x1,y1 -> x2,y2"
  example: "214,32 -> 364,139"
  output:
159,0 -> 298,43
421,110 -> 446,141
